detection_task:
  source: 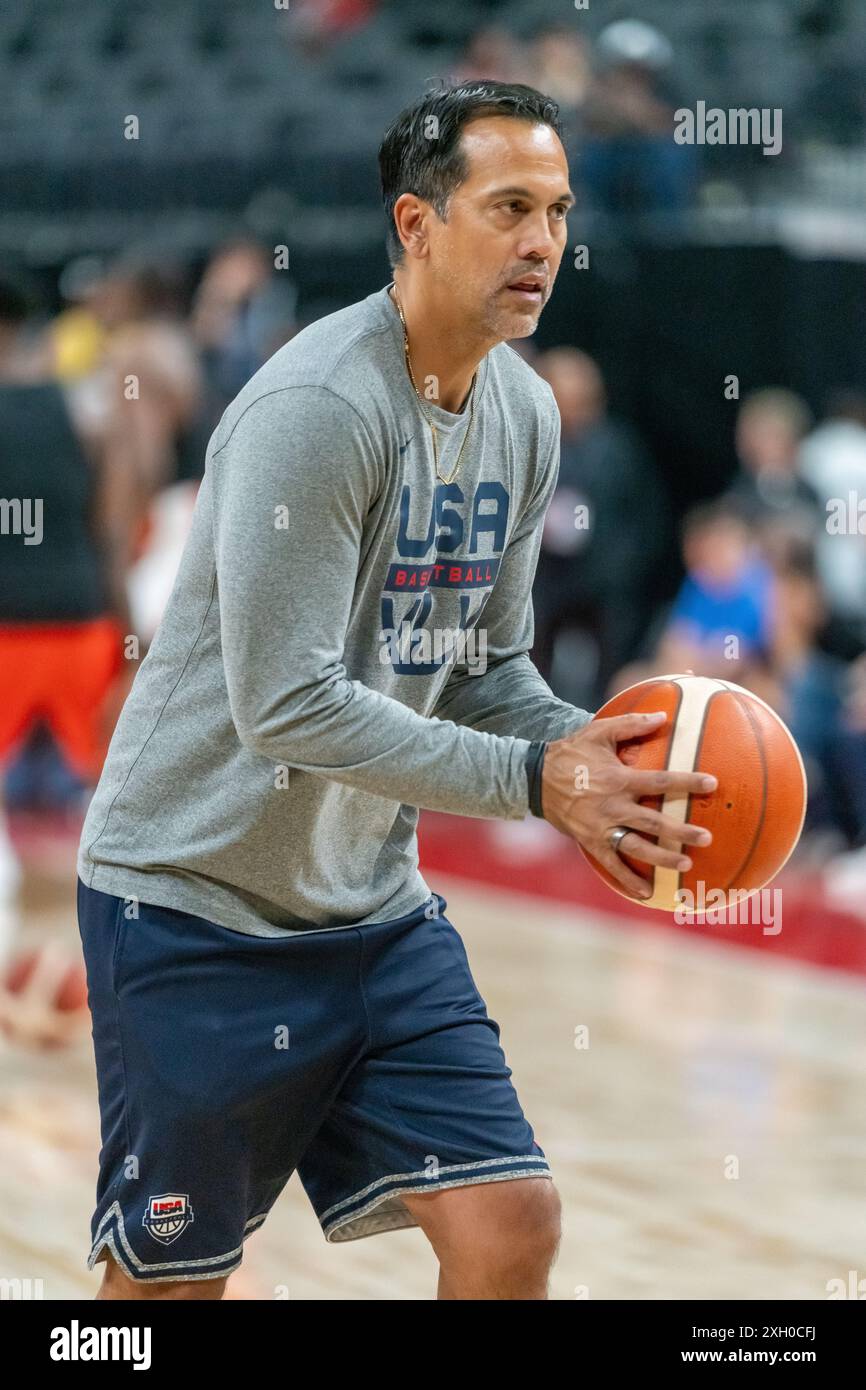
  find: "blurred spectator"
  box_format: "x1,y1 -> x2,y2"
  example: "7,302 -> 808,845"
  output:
190,237 -> 299,426
582,19 -> 697,217
840,654 -> 866,846
528,26 -> 592,113
74,253 -> 206,502
51,255 -> 111,382
0,276 -> 134,948
612,509 -> 866,853
799,389 -> 866,633
450,26 -> 527,86
725,388 -> 820,534
283,0 -> 379,58
73,255 -> 208,646
750,539 -> 864,846
531,347 -> 668,707
654,499 -> 774,680
845,653 -> 866,734
526,26 -> 591,149
820,648 -> 866,906
0,273 -> 135,629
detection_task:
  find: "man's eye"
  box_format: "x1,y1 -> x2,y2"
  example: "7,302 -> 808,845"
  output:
502,202 -> 568,217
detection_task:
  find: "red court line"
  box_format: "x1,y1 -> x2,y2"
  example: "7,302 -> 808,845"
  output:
419,812 -> 866,979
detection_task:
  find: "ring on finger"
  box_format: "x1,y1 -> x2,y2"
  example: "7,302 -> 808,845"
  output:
606,825 -> 631,854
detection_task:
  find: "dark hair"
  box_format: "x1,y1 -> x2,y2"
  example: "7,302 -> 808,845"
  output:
105,250 -> 190,317
378,80 -> 563,270
680,497 -> 757,539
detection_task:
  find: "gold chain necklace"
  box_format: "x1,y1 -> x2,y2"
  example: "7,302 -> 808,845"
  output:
389,282 -> 477,486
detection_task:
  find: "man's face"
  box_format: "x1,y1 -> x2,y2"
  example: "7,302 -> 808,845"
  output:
423,116 -> 574,340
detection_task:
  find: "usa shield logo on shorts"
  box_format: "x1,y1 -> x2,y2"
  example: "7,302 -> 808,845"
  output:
142,1193 -> 195,1245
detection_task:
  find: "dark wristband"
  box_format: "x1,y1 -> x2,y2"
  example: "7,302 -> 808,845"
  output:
525,740 -> 547,819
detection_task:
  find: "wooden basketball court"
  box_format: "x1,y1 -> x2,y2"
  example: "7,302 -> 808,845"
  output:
2,845 -> 864,1300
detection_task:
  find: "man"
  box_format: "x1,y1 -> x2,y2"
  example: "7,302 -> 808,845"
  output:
77,81 -> 715,1301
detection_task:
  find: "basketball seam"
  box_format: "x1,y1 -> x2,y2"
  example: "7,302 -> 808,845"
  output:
722,693 -> 770,894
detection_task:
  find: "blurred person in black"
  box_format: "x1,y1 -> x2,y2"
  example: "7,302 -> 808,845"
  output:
530,346 -> 668,707
0,275 -> 135,952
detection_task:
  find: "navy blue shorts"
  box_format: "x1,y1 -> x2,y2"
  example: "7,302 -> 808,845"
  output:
76,877 -> 551,1283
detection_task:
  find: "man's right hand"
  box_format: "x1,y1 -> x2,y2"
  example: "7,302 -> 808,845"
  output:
541,711 -> 717,900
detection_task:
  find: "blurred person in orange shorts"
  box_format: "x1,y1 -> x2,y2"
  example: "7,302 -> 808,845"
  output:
0,273 -> 135,955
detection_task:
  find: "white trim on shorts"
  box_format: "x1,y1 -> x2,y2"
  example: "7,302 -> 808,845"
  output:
88,1200 -> 269,1283
320,1154 -> 553,1242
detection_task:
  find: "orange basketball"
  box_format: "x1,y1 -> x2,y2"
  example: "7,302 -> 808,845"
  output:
579,673 -> 808,912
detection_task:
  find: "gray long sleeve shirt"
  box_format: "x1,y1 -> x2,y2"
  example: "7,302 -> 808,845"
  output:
77,284 -> 591,936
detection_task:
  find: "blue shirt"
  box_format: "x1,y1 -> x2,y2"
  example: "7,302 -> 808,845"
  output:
669,557 -> 772,655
